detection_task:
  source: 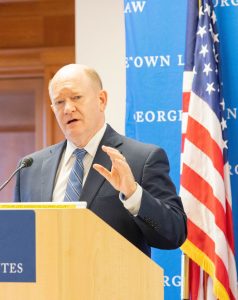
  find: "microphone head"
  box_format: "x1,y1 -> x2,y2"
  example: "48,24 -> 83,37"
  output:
21,157 -> 33,168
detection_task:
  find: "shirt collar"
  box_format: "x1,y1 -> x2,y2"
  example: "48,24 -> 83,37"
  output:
64,123 -> 107,164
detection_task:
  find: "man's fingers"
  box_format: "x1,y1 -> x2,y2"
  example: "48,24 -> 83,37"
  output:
102,145 -> 126,162
93,163 -> 112,181
114,158 -> 128,170
93,158 -> 135,196
101,145 -> 131,175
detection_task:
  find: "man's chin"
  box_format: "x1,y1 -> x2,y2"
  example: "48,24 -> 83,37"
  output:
65,130 -> 86,147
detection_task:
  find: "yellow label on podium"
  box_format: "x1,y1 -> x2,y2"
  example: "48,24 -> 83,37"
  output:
0,202 -> 87,209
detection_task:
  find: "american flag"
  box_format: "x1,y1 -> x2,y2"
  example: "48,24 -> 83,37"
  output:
180,0 -> 237,299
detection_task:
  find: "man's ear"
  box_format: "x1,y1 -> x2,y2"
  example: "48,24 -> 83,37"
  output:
99,90 -> 107,111
50,104 -> 55,113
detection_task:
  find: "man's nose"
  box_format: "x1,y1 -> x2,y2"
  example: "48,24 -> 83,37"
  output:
64,99 -> 76,113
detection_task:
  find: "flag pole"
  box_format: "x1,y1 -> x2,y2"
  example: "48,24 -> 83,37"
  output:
181,253 -> 189,300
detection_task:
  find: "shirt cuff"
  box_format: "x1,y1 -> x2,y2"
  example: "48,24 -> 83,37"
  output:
119,183 -> 142,216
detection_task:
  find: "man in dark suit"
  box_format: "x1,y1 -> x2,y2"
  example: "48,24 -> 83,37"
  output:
15,64 -> 187,256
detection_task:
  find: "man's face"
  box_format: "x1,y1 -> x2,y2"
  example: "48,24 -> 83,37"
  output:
50,69 -> 107,147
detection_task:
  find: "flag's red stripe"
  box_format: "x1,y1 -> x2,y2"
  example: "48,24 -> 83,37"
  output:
183,92 -> 190,112
181,164 -> 234,251
187,220 -> 235,300
186,116 -> 224,177
203,271 -> 209,299
225,199 -> 236,252
189,261 -> 200,299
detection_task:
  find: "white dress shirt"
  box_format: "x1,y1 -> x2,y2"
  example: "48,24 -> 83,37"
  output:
52,124 -> 142,215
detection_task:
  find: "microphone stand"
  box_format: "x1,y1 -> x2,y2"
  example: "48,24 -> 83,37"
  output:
0,165 -> 24,192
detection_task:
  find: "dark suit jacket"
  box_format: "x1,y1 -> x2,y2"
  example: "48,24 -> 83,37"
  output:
15,125 -> 187,256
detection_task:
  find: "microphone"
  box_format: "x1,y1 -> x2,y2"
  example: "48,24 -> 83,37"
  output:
20,157 -> 33,168
0,157 -> 33,191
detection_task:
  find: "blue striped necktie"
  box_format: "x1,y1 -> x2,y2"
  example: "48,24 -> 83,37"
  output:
64,148 -> 87,202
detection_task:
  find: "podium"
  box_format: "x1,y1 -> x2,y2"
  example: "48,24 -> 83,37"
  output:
0,206 -> 164,299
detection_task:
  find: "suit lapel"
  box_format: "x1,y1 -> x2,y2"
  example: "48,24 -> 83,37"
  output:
80,125 -> 123,208
41,141 -> 66,202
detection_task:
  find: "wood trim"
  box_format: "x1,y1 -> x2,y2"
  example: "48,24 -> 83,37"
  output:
0,1 -> 74,16
0,67 -> 43,79
0,0 -> 41,2
0,47 -> 74,78
0,125 -> 35,132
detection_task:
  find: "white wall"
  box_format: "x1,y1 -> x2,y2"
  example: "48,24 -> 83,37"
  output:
75,0 -> 126,134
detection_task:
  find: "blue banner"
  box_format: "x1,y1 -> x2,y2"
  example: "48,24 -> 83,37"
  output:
0,210 -> 36,282
124,0 -> 238,298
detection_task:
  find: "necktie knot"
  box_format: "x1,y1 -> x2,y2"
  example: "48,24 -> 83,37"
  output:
74,148 -> 87,161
